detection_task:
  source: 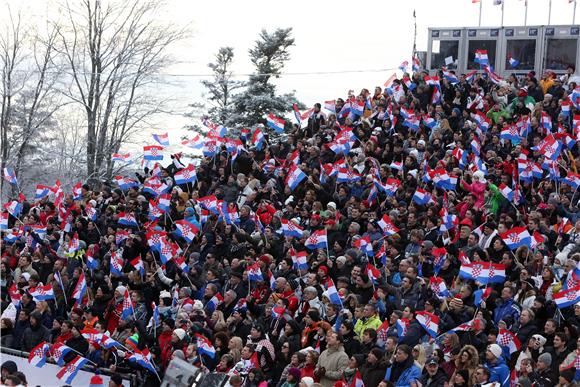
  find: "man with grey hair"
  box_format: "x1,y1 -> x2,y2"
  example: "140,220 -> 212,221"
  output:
296,286 -> 325,322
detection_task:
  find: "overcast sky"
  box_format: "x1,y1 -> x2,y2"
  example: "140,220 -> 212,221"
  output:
3,0 -> 579,150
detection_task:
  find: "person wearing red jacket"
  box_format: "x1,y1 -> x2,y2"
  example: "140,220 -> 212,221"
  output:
257,201 -> 276,225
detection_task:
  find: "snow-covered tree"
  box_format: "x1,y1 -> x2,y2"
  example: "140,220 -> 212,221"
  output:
229,28 -> 302,129
201,47 -> 244,126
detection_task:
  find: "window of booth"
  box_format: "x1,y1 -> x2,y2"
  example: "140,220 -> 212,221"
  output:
545,39 -> 577,70
430,40 -> 459,70
467,40 -> 497,70
505,39 -> 536,70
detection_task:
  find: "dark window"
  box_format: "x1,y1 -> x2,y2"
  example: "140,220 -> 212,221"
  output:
467,40 -> 497,70
505,40 -> 536,70
545,39 -> 577,70
430,40 -> 459,70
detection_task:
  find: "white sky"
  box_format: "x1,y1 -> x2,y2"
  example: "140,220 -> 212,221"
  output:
3,0 -> 579,153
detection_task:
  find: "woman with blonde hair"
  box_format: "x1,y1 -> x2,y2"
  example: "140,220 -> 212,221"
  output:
450,345 -> 479,386
228,336 -> 243,363
412,344 -> 426,370
210,310 -> 227,332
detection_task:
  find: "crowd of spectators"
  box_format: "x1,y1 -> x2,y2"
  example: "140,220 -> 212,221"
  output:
1,63 -> 580,387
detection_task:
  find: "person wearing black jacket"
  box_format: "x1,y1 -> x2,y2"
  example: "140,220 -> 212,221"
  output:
21,311 -> 51,352
63,324 -> 89,363
418,356 -> 448,387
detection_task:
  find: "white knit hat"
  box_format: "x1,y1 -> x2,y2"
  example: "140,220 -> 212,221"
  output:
488,344 -> 502,358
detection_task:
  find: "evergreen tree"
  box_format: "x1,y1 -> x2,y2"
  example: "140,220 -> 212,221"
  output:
228,28 -> 302,129
201,47 -> 244,125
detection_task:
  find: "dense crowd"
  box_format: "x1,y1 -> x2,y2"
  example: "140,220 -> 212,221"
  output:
1,62 -> 580,387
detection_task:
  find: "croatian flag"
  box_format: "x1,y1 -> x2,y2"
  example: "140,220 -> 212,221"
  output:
252,128 -> 265,150
416,311 -> 440,338
540,111 -> 553,131
324,100 -> 336,113
127,349 -> 157,375
100,335 -> 122,349
535,134 -> 561,160
473,287 -> 492,307
498,183 -> 515,202
553,286 -> 580,309
336,168 -> 362,184
3,167 -> 17,185
143,145 -> 164,161
378,214 -> 399,236
413,188 -> 432,206
465,70 -> 477,83
367,263 -> 382,285
195,334 -> 216,359
402,76 -> 416,91
206,293 -> 223,313
432,247 -> 447,275
130,257 -> 145,277
271,306 -> 286,319
384,178 -> 401,196
508,56 -> 519,68
110,251 -> 124,276
174,164 -> 197,185
86,251 -> 98,270
291,249 -> 309,270
354,236 -> 374,256
182,134 -> 204,149
50,342 -> 74,366
157,193 -> 171,211
114,176 -> 139,190
121,289 -> 134,320
443,70 -> 459,84
35,184 -> 52,199
248,263 -> 263,281
112,153 -> 132,163
285,164 -> 307,191
396,318 -> 409,338
146,229 -> 167,252
175,219 -> 199,242
202,140 -> 217,157
152,132 -> 170,146
266,113 -> 286,133
198,195 -> 219,213
56,355 -> 89,384
422,115 -> 436,129
459,262 -> 506,284
28,341 -> 50,368
281,218 -> 304,238
325,278 -> 343,307
497,328 -> 521,355
305,229 -> 328,249
350,100 -> 365,116
499,226 -> 532,250
429,277 -> 451,299
447,320 -> 474,335
561,100 -> 571,117
474,50 -> 489,65
399,60 -> 409,72
118,212 -> 138,227
1,212 -> 9,230
72,272 -> 87,307
412,56 -> 421,72
29,284 -> 55,301
500,125 -> 520,142
174,255 -> 190,273
3,201 -> 22,218
148,200 -> 163,220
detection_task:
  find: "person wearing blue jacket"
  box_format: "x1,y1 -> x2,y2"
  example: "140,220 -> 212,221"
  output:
385,344 -> 421,387
492,286 -> 521,327
484,344 -> 510,387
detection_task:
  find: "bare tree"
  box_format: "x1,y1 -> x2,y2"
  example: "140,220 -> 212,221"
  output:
56,0 -> 187,184
0,9 -> 67,197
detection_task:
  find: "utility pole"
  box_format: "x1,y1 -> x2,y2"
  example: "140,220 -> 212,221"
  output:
548,0 -> 553,25
479,0 -> 483,26
412,9 -> 417,59
501,0 -> 505,27
524,0 -> 528,26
